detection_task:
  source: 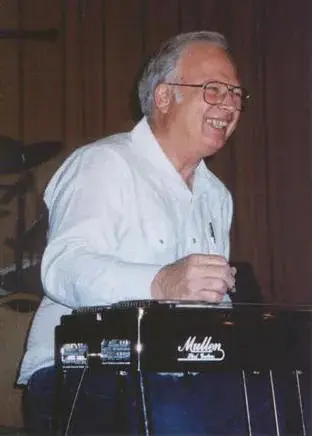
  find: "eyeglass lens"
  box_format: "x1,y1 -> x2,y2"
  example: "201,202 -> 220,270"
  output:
204,82 -> 245,109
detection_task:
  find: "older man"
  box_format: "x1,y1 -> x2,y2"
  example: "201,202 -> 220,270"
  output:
18,31 -> 263,434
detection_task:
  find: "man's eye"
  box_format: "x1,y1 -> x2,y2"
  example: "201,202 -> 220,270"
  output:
205,86 -> 221,95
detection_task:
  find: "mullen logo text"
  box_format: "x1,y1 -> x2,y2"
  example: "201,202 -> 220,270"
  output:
177,336 -> 225,362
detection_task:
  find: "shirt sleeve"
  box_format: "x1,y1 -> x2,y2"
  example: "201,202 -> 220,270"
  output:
41,145 -> 163,309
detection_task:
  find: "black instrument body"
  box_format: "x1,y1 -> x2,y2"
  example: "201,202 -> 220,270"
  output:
55,301 -> 311,435
55,301 -> 311,373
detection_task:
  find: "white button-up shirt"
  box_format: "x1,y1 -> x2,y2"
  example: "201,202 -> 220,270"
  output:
18,117 -> 233,384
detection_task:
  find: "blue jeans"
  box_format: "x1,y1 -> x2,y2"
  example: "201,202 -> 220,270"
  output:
24,366 -> 310,435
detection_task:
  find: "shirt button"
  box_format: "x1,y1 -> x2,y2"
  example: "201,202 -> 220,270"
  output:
192,237 -> 197,243
159,239 -> 164,244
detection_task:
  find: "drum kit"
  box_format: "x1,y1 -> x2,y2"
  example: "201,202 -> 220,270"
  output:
0,135 -> 62,297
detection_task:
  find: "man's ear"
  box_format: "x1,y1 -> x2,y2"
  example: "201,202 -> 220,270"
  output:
154,83 -> 172,114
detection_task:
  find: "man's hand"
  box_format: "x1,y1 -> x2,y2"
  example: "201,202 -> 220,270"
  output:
151,254 -> 236,303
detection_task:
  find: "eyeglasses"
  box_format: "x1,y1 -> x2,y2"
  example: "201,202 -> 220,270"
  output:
166,80 -> 250,111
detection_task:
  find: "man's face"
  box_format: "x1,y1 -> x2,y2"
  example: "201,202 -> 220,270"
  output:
159,43 -> 242,159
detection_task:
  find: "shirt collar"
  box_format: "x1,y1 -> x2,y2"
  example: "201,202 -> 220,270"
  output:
131,117 -> 179,179
131,117 -> 216,198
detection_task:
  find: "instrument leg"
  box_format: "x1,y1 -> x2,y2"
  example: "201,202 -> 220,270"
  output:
135,370 -> 152,435
295,370 -> 308,436
269,370 -> 281,436
241,369 -> 253,436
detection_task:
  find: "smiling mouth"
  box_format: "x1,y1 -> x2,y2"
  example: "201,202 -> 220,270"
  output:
207,119 -> 229,129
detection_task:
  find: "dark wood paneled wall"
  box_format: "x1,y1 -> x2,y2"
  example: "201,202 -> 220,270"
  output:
0,0 -> 311,304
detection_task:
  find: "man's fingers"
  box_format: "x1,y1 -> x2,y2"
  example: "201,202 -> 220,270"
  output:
192,276 -> 227,294
190,265 -> 236,290
152,254 -> 236,301
197,289 -> 225,303
187,254 -> 228,266
231,266 -> 237,276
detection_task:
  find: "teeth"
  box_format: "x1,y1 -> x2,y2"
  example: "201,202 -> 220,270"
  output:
209,119 -> 228,129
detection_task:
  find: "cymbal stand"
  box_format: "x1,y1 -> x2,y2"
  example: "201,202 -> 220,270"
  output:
15,176 -> 27,285
0,171 -> 34,290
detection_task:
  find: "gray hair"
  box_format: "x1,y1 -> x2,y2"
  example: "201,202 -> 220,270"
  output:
138,31 -> 230,118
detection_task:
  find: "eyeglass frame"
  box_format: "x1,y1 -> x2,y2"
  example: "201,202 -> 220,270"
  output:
165,80 -> 251,111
